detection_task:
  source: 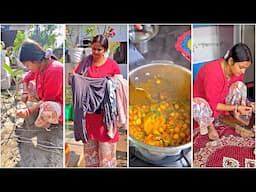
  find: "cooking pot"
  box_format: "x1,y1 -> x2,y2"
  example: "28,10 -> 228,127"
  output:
129,61 -> 191,162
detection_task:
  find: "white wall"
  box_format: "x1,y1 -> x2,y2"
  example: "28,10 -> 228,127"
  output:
193,25 -> 220,64
193,25 -> 254,83
193,25 -> 234,63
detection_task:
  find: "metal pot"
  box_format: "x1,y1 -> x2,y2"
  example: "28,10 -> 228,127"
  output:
129,61 -> 191,162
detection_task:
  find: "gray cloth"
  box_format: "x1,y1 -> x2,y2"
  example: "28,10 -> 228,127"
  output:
107,78 -> 118,116
77,54 -> 92,76
71,74 -> 114,143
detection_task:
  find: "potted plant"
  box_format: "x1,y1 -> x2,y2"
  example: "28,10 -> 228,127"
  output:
66,25 -> 85,64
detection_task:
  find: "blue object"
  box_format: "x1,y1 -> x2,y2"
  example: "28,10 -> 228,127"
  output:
193,61 -> 208,80
180,33 -> 191,55
248,97 -> 254,102
193,24 -> 212,28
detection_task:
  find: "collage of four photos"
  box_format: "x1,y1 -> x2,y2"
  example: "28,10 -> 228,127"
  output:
0,24 -> 255,168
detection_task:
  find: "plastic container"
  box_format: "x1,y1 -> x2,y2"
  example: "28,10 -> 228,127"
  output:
65,104 -> 74,121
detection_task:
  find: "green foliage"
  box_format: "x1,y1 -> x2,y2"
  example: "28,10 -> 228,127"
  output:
0,41 -> 5,51
59,56 -> 64,64
3,31 -> 26,65
65,87 -> 72,104
84,25 -> 98,40
29,25 -> 59,49
109,41 -> 120,55
3,63 -> 23,96
3,64 -> 23,77
13,31 -> 26,54
66,25 -> 122,57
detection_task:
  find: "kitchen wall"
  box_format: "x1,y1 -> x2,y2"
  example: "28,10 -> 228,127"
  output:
193,25 -> 255,84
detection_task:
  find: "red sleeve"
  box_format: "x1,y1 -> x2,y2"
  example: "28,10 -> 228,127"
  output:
112,60 -> 121,75
73,62 -> 81,74
73,56 -> 88,74
22,71 -> 36,84
235,74 -> 244,82
41,70 -> 63,102
203,73 -> 223,112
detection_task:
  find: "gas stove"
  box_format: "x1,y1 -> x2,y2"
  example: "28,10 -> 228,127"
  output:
129,146 -> 192,167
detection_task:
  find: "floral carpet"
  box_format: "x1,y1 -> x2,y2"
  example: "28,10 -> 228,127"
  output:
193,125 -> 255,168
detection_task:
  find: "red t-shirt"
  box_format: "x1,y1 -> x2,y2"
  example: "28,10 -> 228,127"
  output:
23,60 -> 63,124
74,57 -> 121,142
193,58 -> 243,118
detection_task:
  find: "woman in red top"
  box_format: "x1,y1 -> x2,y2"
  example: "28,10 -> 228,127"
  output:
16,39 -> 63,130
193,43 -> 255,140
72,34 -> 121,167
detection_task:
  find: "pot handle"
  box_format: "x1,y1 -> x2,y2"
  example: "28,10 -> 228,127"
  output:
150,60 -> 175,64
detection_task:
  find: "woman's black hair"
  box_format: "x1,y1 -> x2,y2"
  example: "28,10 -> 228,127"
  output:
91,34 -> 109,51
19,39 -> 58,62
224,43 -> 252,63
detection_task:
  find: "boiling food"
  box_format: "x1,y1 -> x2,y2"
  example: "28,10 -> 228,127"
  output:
129,74 -> 191,147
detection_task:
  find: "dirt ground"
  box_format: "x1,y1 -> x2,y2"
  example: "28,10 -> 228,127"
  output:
1,90 -> 63,168
1,88 -> 126,168
65,122 -> 127,168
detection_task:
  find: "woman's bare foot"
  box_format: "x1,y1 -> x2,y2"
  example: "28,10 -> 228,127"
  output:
208,124 -> 219,140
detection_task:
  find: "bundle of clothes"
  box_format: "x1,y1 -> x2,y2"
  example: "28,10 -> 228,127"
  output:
71,73 -> 127,143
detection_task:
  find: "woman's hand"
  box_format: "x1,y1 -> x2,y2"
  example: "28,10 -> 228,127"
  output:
248,102 -> 255,113
21,93 -> 29,103
237,105 -> 253,116
68,71 -> 75,85
16,108 -> 30,118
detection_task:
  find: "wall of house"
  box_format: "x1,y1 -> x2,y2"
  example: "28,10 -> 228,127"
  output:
192,25 -> 255,85
193,25 -> 234,64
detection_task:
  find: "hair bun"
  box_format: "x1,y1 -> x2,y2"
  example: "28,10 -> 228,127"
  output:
45,48 -> 53,59
224,50 -> 230,59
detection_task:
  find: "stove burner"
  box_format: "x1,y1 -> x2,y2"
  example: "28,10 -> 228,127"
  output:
129,146 -> 191,167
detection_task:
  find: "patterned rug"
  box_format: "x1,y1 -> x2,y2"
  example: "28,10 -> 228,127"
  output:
193,125 -> 255,168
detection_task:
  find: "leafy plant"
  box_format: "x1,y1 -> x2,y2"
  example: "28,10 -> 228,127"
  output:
84,25 -> 98,40
0,40 -> 5,51
13,31 -> 27,54
29,25 -> 59,49
66,25 -> 122,57
109,41 -> 120,55
5,30 -> 26,65
65,86 -> 72,104
3,63 -> 23,96
59,56 -> 64,64
103,26 -> 116,38
66,25 -> 82,48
